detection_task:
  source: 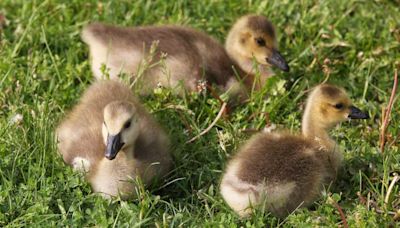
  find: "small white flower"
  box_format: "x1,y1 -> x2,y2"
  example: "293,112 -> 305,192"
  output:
10,113 -> 23,124
263,124 -> 276,133
196,80 -> 207,93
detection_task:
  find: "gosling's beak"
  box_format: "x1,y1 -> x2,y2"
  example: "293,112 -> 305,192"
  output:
105,133 -> 124,160
266,49 -> 290,72
348,106 -> 369,119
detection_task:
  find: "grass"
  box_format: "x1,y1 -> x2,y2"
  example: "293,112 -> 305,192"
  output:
0,0 -> 399,227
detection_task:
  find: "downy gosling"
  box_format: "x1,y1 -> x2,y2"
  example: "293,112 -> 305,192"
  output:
56,80 -> 172,199
82,15 -> 289,100
220,84 -> 369,217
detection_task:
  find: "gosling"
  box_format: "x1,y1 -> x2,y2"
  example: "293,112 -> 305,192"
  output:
220,84 -> 369,217
81,15 -> 289,100
56,80 -> 172,199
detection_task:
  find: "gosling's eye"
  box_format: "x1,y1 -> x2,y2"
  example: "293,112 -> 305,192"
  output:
334,103 -> 344,109
124,120 -> 131,129
103,121 -> 107,127
255,37 -> 266,46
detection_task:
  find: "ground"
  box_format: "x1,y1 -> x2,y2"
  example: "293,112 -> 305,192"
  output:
0,0 -> 399,227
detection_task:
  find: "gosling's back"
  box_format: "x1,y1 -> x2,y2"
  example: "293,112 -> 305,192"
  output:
235,133 -> 323,186
221,132 -> 327,217
82,23 -> 236,92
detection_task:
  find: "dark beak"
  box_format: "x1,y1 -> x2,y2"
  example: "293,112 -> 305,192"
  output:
105,133 -> 124,160
266,49 -> 290,72
348,106 -> 369,119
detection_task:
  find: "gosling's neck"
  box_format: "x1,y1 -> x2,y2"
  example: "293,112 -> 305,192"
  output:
301,104 -> 333,148
301,98 -> 344,178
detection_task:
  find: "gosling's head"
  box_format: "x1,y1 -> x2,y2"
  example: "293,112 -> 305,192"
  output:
306,84 -> 369,129
102,101 -> 139,160
226,15 -> 289,72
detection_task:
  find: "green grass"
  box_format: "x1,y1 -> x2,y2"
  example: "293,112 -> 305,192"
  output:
0,0 -> 399,227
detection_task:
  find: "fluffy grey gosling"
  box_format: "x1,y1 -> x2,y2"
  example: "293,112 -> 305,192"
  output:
220,84 -> 369,217
56,80 -> 172,199
81,14 -> 289,100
